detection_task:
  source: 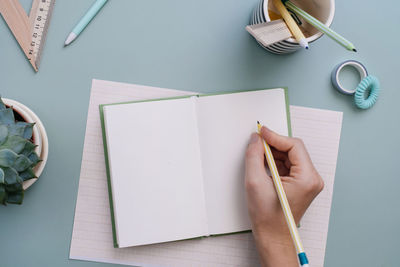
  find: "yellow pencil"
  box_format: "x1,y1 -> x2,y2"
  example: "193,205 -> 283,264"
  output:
257,121 -> 309,266
272,0 -> 309,49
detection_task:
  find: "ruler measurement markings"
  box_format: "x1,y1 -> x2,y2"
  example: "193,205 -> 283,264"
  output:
31,0 -> 49,59
0,0 -> 55,71
30,0 -> 55,68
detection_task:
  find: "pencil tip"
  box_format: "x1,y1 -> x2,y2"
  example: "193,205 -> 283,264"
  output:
305,46 -> 309,50
64,32 -> 77,46
353,49 -> 357,52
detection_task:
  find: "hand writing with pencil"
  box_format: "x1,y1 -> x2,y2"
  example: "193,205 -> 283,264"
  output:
245,126 -> 324,267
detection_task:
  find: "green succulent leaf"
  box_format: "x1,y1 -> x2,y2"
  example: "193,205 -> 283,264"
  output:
2,166 -> 20,185
0,125 -> 8,145
13,155 -> 32,172
0,149 -> 18,167
0,168 -> 4,184
28,152 -> 40,167
7,122 -> 33,139
19,168 -> 36,181
8,122 -> 34,139
7,123 -> 25,136
6,191 -> 23,204
0,108 -> 15,125
0,185 -> 6,205
21,141 -> 36,156
0,135 -> 28,154
22,122 -> 34,140
5,181 -> 23,192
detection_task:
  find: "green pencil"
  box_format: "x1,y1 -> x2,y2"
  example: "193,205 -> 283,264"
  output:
282,0 -> 357,52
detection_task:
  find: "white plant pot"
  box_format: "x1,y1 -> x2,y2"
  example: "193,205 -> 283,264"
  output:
2,99 -> 49,190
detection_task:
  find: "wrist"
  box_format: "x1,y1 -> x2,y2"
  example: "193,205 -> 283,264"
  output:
253,228 -> 298,267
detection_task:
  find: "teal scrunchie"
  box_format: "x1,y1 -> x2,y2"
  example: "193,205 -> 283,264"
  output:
354,76 -> 380,109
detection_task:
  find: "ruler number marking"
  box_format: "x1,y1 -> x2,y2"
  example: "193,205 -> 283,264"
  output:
31,0 -> 53,60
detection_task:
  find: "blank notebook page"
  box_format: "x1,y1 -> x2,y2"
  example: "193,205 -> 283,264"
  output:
103,97 -> 208,248
196,89 -> 289,234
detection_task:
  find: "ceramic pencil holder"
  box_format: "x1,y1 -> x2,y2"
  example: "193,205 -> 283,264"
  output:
251,0 -> 335,54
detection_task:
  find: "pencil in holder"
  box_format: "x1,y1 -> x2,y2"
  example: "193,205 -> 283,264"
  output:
250,0 -> 335,54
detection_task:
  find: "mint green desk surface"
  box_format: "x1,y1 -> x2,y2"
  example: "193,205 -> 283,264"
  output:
0,0 -> 398,266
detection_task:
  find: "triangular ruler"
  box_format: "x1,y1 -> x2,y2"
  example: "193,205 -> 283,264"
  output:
0,0 -> 55,72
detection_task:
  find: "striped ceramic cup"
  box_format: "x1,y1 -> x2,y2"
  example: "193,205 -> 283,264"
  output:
251,0 -> 335,54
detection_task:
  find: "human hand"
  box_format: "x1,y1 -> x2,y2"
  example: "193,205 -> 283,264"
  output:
245,126 -> 324,267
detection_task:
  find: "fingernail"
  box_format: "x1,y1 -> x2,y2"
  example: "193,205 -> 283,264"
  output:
249,133 -> 259,144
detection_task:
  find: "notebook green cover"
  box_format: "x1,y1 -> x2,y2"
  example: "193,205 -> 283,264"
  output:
99,87 -> 291,248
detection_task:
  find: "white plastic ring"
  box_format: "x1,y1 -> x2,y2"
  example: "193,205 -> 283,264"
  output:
331,60 -> 368,95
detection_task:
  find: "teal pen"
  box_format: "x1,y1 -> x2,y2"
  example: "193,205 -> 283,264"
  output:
283,0 -> 357,52
64,0 -> 108,46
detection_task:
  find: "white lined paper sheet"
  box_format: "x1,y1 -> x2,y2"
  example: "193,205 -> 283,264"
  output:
69,79 -> 343,267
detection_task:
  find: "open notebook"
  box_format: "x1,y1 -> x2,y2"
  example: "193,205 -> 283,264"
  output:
70,80 -> 343,267
100,89 -> 291,248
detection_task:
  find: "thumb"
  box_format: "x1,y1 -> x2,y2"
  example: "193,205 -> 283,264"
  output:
245,133 -> 268,184
260,126 -> 295,152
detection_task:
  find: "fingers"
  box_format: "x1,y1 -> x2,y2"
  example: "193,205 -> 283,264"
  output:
245,133 -> 275,205
270,147 -> 288,161
245,133 -> 267,183
260,126 -> 311,167
260,126 -> 295,152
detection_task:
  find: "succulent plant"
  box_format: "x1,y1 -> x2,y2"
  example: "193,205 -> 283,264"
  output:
0,98 -> 41,205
